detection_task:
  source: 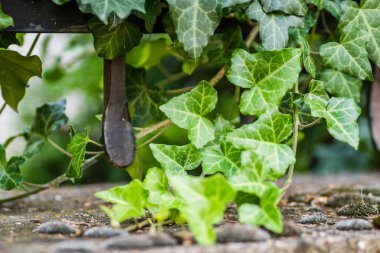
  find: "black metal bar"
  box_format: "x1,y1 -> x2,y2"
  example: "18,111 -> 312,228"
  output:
103,56 -> 135,167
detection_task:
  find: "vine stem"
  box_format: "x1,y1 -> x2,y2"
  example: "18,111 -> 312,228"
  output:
27,33 -> 41,57
0,154 -> 103,205
0,103 -> 6,115
137,125 -> 170,149
46,138 -> 72,158
299,118 -> 322,129
135,119 -> 172,140
282,83 -> 300,192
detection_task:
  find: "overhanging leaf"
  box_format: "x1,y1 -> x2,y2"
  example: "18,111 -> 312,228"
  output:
0,3 -> 13,30
304,80 -> 361,149
150,144 -> 201,175
227,111 -> 295,179
160,81 -> 217,148
0,145 -> 25,191
319,28 -> 373,81
166,0 -> 250,58
339,0 -> 380,67
169,174 -> 235,245
0,50 -> 42,111
89,17 -> 142,60
238,183 -> 283,233
31,100 -> 69,138
227,48 -> 302,116
247,1 -> 304,50
260,0 -> 307,16
77,0 -> 145,25
66,128 -> 90,179
319,68 -> 362,103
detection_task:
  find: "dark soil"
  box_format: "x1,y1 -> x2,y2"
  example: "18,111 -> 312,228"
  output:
2,173 -> 380,253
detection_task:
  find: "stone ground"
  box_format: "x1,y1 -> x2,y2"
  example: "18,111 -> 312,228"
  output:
2,173 -> 380,253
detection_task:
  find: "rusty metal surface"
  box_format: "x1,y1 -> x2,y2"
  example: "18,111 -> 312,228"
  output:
370,68 -> 380,151
103,56 -> 135,167
1,0 -> 90,33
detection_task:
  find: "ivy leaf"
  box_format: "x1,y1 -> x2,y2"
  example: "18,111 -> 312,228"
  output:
260,0 -> 307,16
304,80 -> 361,149
0,33 -> 21,49
169,174 -> 236,245
126,67 -> 166,127
160,81 -> 217,148
308,0 -> 323,10
227,48 -> 302,116
89,17 -> 142,60
299,36 -> 316,78
247,1 -> 304,50
201,142 -> 242,178
166,0 -> 250,58
0,50 -> 42,111
0,145 -> 25,191
238,184 -> 283,233
134,0 -> 162,33
339,0 -> 380,67
319,69 -> 362,103
143,167 -> 183,212
95,180 -> 149,226
0,3 -> 13,30
319,29 -> 373,81
66,129 -> 90,179
77,0 -> 145,25
150,144 -> 201,175
31,100 -> 69,138
229,151 -> 269,198
227,111 -> 295,179
24,137 -> 44,158
324,0 -> 344,19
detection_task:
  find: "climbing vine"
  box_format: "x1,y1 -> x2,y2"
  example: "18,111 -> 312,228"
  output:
0,0 -> 379,246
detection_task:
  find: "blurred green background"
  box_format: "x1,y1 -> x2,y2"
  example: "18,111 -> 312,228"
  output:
1,33 -> 379,186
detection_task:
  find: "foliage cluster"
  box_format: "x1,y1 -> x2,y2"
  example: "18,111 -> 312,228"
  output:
1,0 -> 380,245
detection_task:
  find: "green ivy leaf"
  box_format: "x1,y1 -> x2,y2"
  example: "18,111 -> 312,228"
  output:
89,17 -> 142,60
143,167 -> 183,212
324,0 -> 344,19
24,137 -> 44,158
160,81 -> 217,148
0,145 -> 25,191
339,0 -> 380,67
308,0 -> 323,10
150,144 -> 201,175
299,36 -> 316,78
66,128 -> 90,179
31,100 -> 69,138
227,48 -> 302,116
260,0 -> 307,16
0,50 -> 42,111
51,0 -> 71,4
77,0 -> 145,25
227,111 -> 295,179
238,183 -> 283,233
169,174 -> 235,245
304,80 -> 361,149
95,180 -> 149,226
319,69 -> 362,103
319,28 -> 373,81
229,151 -> 269,198
166,0 -> 250,58
0,33 -> 21,49
0,3 -> 13,30
201,142 -> 242,178
247,1 -> 304,50
126,67 -> 166,127
134,0 -> 162,33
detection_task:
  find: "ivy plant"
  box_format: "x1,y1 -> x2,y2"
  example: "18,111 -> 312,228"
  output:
0,0 -> 379,246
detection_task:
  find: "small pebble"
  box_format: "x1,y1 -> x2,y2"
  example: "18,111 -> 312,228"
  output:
103,235 -> 153,250
299,214 -> 327,224
54,240 -> 96,253
337,203 -> 378,217
336,219 -> 373,230
281,222 -> 303,237
327,193 -> 380,207
288,193 -> 313,204
83,226 -> 127,238
34,221 -> 76,234
216,224 -> 270,243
